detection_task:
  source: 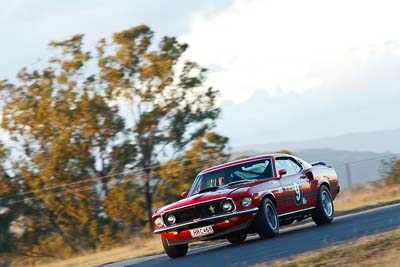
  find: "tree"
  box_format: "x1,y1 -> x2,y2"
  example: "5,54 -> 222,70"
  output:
155,132 -> 229,205
97,25 -> 222,229
0,144 -> 15,258
0,35 -> 137,256
384,158 -> 400,184
103,177 -> 145,232
0,24 -> 228,263
273,149 -> 293,155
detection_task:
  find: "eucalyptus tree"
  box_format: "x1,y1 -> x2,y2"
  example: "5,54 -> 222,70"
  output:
0,35 -> 136,255
97,25 -> 222,228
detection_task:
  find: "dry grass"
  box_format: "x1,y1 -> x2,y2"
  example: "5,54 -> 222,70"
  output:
11,182 -> 400,267
254,228 -> 400,267
335,182 -> 400,212
35,236 -> 163,267
34,236 -> 212,267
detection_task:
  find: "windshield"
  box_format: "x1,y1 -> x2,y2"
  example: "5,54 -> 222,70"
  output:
189,159 -> 274,196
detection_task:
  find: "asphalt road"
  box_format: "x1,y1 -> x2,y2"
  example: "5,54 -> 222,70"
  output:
106,204 -> 400,267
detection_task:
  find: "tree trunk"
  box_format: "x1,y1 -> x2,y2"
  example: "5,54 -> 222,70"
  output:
47,215 -> 82,254
144,168 -> 154,231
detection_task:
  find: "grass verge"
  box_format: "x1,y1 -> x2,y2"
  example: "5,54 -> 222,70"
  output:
10,236 -> 163,267
256,228 -> 400,267
335,182 -> 400,213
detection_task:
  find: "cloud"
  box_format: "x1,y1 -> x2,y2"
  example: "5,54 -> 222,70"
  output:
216,42 -> 400,146
0,0 -> 233,81
2,0 -> 400,147
181,0 -> 400,102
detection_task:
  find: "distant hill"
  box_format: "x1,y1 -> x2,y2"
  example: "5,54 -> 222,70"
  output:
233,128 -> 400,154
296,149 -> 396,188
231,148 -> 397,189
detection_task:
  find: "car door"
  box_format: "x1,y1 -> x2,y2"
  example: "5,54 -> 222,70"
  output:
275,157 -> 312,212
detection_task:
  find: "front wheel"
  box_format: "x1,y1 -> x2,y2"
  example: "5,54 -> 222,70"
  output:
254,198 -> 279,238
161,235 -> 188,258
311,185 -> 334,225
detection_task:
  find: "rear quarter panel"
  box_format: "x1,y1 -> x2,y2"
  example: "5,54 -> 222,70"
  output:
312,165 -> 340,200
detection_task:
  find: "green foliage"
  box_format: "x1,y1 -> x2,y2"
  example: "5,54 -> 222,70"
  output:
155,132 -> 229,205
385,158 -> 400,184
96,25 -> 222,229
0,145 -> 17,256
0,34 -> 137,258
103,180 -> 145,229
0,24 -> 228,263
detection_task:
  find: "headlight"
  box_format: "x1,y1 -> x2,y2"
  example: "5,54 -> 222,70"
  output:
221,200 -> 234,212
166,214 -> 176,224
241,197 -> 252,207
154,217 -> 164,228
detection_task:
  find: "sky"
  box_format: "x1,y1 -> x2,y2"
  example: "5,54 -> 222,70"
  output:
1,0 -> 400,148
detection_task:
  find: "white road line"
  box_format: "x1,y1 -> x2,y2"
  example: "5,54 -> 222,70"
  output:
102,202 -> 400,267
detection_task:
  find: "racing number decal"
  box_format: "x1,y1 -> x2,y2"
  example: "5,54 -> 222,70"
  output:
293,182 -> 302,205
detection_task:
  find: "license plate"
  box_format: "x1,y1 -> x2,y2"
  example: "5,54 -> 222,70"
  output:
190,225 -> 214,238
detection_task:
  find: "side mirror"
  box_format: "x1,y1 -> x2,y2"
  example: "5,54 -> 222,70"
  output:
181,191 -> 188,198
278,169 -> 287,178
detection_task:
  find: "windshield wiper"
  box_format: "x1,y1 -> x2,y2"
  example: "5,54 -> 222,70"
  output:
225,179 -> 258,187
198,186 -> 220,194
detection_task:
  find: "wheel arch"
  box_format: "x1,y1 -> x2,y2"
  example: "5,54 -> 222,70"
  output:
253,192 -> 280,238
261,192 -> 277,207
319,179 -> 331,191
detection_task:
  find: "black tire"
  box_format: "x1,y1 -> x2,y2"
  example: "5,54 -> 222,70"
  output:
311,185 -> 334,225
227,232 -> 247,245
254,198 -> 279,238
161,235 -> 188,258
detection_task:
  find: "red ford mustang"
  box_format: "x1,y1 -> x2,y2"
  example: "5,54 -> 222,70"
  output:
152,154 -> 340,258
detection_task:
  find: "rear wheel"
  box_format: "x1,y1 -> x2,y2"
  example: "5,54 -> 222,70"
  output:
311,185 -> 334,225
254,198 -> 279,238
161,235 -> 188,258
227,232 -> 247,245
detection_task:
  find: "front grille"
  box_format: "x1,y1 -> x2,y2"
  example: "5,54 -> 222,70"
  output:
163,199 -> 234,226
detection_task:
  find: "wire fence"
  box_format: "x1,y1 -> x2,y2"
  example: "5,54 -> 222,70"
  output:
0,150 -> 228,204
330,155 -> 396,190
0,150 -> 398,204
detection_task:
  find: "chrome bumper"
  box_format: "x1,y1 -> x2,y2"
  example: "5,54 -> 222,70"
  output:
153,207 -> 259,234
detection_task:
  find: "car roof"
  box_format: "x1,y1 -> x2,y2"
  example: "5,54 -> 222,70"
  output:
198,153 -> 293,175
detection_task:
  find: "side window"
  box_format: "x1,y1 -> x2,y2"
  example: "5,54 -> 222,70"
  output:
275,160 -> 286,174
276,158 -> 302,177
288,159 -> 301,173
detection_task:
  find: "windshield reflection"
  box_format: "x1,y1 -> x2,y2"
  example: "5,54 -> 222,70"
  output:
190,159 -> 273,196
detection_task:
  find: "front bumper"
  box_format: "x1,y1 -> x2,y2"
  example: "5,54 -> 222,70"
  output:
153,207 -> 259,234
165,218 -> 254,246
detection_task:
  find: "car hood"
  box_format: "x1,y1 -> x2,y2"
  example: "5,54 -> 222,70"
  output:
154,187 -> 240,216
